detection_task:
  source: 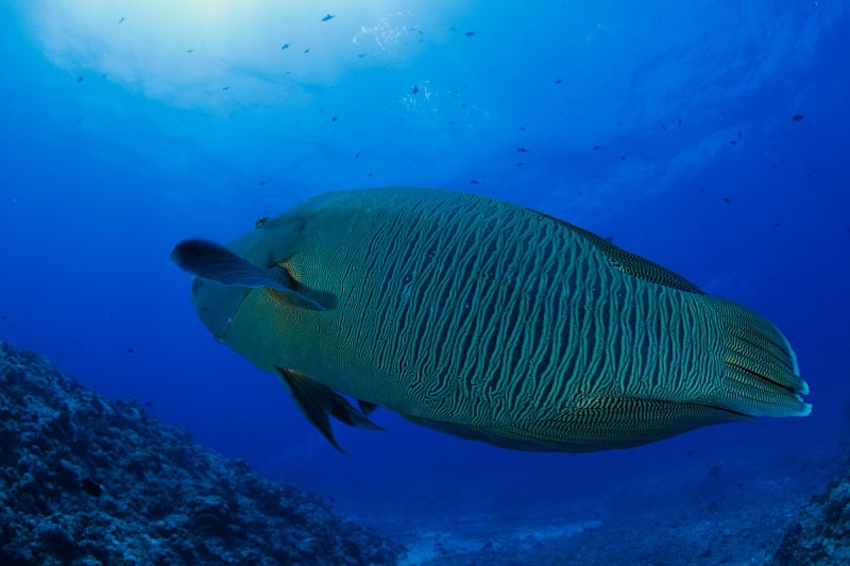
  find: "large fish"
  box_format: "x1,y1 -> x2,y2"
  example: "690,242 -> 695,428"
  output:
171,187 -> 811,453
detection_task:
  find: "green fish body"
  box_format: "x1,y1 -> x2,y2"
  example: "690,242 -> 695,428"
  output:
172,187 -> 810,453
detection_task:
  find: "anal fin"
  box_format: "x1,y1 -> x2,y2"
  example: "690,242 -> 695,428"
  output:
407,397 -> 756,453
495,396 -> 755,452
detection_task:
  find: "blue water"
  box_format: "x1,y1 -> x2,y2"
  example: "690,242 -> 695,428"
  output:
1,0 -> 848,545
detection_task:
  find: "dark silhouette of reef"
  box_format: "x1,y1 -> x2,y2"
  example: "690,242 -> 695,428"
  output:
769,459 -> 850,565
0,341 -> 401,565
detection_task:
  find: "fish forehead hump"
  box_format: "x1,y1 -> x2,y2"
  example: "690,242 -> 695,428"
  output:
229,188 -> 424,267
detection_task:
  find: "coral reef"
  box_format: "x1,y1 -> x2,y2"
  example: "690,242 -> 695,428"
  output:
383,450 -> 842,566
769,461 -> 850,565
0,341 -> 401,565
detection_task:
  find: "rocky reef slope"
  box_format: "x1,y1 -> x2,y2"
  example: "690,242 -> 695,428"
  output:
769,460 -> 850,565
0,341 -> 401,565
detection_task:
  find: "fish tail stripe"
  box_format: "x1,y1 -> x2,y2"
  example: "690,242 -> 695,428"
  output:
692,296 -> 811,417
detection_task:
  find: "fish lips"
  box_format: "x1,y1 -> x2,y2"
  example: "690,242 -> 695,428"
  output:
190,277 -> 251,342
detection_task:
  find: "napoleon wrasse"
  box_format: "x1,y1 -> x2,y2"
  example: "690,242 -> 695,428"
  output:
171,187 -> 810,453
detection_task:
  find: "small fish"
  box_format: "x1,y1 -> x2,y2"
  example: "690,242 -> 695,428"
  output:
554,79 -> 563,84
187,49 -> 194,53
412,86 -> 419,94
331,116 -> 338,122
304,48 -> 311,54
730,140 -> 737,145
517,147 -> 528,153
82,478 -> 102,497
593,145 -> 601,151
723,197 -> 731,204
77,76 -> 84,84
322,14 -> 335,22
281,43 -> 290,50
465,31 -> 475,37
222,86 -> 229,91
620,155 -> 627,160
678,117 -> 683,125
127,347 -> 134,354
258,180 -> 267,186
470,179 -> 479,185
792,113 -> 805,121
118,17 -> 125,24
354,152 -> 361,159
516,162 -> 524,167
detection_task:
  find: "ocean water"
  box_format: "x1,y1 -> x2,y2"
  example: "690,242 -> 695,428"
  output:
1,0 -> 848,562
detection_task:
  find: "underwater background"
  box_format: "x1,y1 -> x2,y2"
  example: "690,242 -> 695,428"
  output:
1,1 -> 849,563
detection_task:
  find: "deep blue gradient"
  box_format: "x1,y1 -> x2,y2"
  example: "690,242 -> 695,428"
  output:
1,0 -> 848,528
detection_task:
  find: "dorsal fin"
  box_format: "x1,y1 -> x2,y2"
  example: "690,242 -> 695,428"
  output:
170,239 -> 326,310
534,211 -> 704,294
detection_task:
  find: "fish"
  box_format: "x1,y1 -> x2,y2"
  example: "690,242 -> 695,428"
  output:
171,187 -> 811,453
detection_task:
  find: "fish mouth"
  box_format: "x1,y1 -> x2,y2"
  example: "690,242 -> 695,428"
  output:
190,278 -> 252,341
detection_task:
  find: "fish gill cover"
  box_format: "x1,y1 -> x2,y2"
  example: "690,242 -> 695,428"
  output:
0,1 -> 849,565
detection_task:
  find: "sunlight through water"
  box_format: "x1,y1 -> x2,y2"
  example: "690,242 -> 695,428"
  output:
20,0 -> 470,109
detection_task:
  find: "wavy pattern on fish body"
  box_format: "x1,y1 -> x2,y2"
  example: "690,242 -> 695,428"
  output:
288,191 -> 720,429
196,187 -> 810,452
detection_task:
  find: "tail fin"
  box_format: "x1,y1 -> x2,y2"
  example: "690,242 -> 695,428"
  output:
707,296 -> 811,418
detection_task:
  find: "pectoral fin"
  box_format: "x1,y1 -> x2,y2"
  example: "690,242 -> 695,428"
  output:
170,238 -> 325,310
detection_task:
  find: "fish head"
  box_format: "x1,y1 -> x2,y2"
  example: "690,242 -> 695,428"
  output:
181,214 -> 307,342
189,276 -> 251,343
